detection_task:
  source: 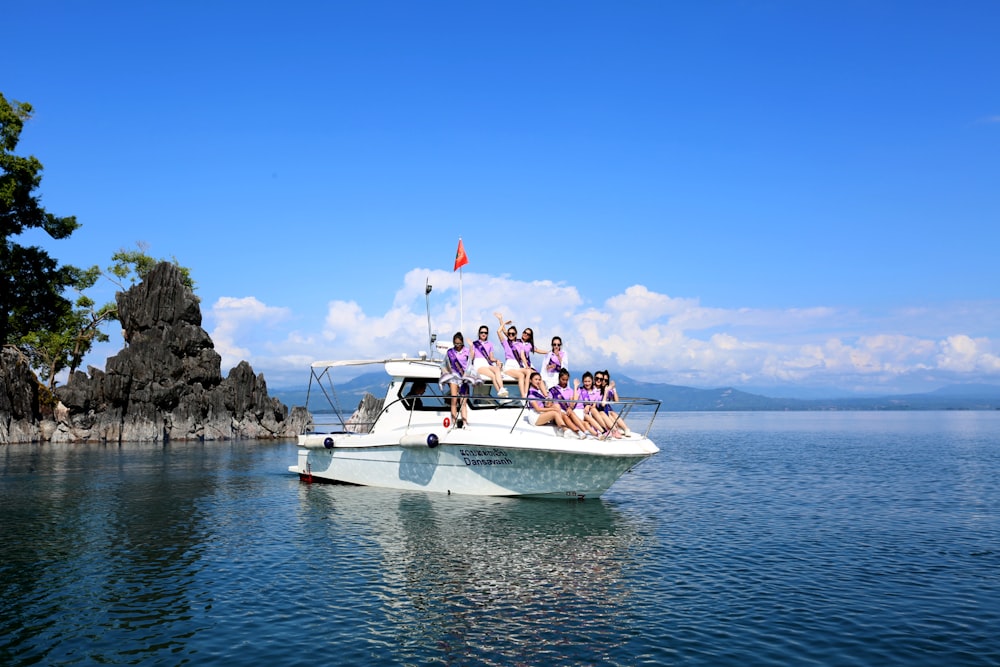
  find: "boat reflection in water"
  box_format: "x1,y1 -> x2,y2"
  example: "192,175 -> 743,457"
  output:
297,482 -> 650,664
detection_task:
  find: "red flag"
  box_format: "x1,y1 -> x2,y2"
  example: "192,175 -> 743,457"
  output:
454,238 -> 469,271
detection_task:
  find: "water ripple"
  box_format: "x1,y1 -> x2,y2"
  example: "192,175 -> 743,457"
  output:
2,414 -> 1000,665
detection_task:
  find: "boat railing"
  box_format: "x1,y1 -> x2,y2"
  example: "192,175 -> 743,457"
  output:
301,360 -> 661,438
501,396 -> 662,439
384,393 -> 661,439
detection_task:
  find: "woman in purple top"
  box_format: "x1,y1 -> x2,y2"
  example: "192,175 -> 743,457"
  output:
595,369 -> 630,437
541,335 -> 567,388
471,324 -> 508,397
494,312 -> 533,397
576,371 -> 617,437
518,327 -> 549,372
525,372 -> 583,437
438,332 -> 482,426
550,369 -> 598,436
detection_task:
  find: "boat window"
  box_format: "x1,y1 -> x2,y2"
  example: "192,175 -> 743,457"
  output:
400,380 -> 448,410
399,379 -> 525,410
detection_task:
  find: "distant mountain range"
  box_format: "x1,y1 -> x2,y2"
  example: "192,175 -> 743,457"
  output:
270,374 -> 1000,412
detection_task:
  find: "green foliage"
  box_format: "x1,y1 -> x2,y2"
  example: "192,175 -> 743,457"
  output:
18,264 -> 117,388
19,243 -> 197,388
108,242 -> 196,293
1,92 -> 80,347
1,92 -> 198,388
19,326 -> 72,388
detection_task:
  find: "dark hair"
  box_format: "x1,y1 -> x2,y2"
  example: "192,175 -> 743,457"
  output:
558,369 -> 570,379
453,332 -> 464,344
582,371 -> 594,382
551,336 -> 562,346
478,324 -> 489,334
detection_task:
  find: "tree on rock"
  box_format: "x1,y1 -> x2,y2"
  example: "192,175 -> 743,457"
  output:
0,92 -> 79,346
18,265 -> 117,388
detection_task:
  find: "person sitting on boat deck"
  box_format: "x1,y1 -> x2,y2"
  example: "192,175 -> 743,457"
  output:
494,311 -> 533,397
439,332 -> 482,427
595,370 -> 630,437
526,371 -> 585,438
541,335 -> 567,388
550,369 -> 600,437
402,380 -> 426,410
576,371 -> 618,438
471,323 -> 509,397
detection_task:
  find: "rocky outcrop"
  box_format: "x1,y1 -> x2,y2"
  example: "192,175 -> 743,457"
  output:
346,393 -> 385,433
1,345 -> 47,443
1,262 -> 311,443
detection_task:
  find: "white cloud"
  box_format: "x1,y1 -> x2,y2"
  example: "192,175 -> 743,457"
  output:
208,296 -> 291,373
211,271 -> 1000,393
937,334 -> 1000,373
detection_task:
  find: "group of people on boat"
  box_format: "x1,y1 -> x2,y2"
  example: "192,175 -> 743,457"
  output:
437,311 -> 630,438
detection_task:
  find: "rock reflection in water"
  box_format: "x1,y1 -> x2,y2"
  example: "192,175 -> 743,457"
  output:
1,442 -> 222,665
300,485 -> 645,665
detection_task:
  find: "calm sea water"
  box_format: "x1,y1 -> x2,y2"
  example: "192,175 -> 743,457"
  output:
2,411 -> 999,666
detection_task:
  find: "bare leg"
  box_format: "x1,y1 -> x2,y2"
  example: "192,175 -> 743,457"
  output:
505,368 -> 531,396
606,409 -> 628,435
534,410 -> 567,432
591,409 -> 614,431
567,410 -> 594,435
582,410 -> 604,436
449,383 -> 460,422
478,365 -> 504,393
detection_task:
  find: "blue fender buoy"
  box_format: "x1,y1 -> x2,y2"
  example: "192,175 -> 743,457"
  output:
323,437 -> 335,449
427,433 -> 439,448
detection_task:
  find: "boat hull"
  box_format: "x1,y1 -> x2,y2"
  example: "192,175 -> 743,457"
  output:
291,357 -> 662,499
290,439 -> 655,499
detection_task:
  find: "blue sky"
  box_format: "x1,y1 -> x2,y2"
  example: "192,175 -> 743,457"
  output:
7,1 -> 999,395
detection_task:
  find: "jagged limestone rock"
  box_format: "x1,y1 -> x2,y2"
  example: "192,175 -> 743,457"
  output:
1,262 -> 310,443
1,346 -> 44,443
346,393 -> 385,433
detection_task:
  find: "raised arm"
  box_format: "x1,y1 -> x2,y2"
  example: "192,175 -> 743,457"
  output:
494,311 -> 510,342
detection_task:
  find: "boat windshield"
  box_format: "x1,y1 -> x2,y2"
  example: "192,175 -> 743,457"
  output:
397,379 -> 523,411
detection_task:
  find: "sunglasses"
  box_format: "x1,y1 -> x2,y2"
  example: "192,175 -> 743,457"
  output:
508,331 -> 517,337
552,343 -> 561,347
479,330 -> 489,335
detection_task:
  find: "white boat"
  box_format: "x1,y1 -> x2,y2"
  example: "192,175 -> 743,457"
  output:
289,356 -> 661,499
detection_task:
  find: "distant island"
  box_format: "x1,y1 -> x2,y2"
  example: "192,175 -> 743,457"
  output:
271,373 -> 1000,413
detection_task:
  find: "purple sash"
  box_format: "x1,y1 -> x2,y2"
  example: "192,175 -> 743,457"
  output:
446,347 -> 468,375
500,337 -> 516,362
601,385 -> 617,413
527,387 -> 548,411
473,339 -> 492,361
546,351 -> 563,374
549,385 -> 573,410
515,341 -> 532,368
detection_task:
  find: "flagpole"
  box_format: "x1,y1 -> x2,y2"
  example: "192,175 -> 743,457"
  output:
454,237 -> 468,335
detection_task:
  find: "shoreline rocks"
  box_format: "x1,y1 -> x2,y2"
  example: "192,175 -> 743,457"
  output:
1,262 -> 311,444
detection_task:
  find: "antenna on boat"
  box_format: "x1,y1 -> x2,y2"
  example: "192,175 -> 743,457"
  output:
425,277 -> 436,357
